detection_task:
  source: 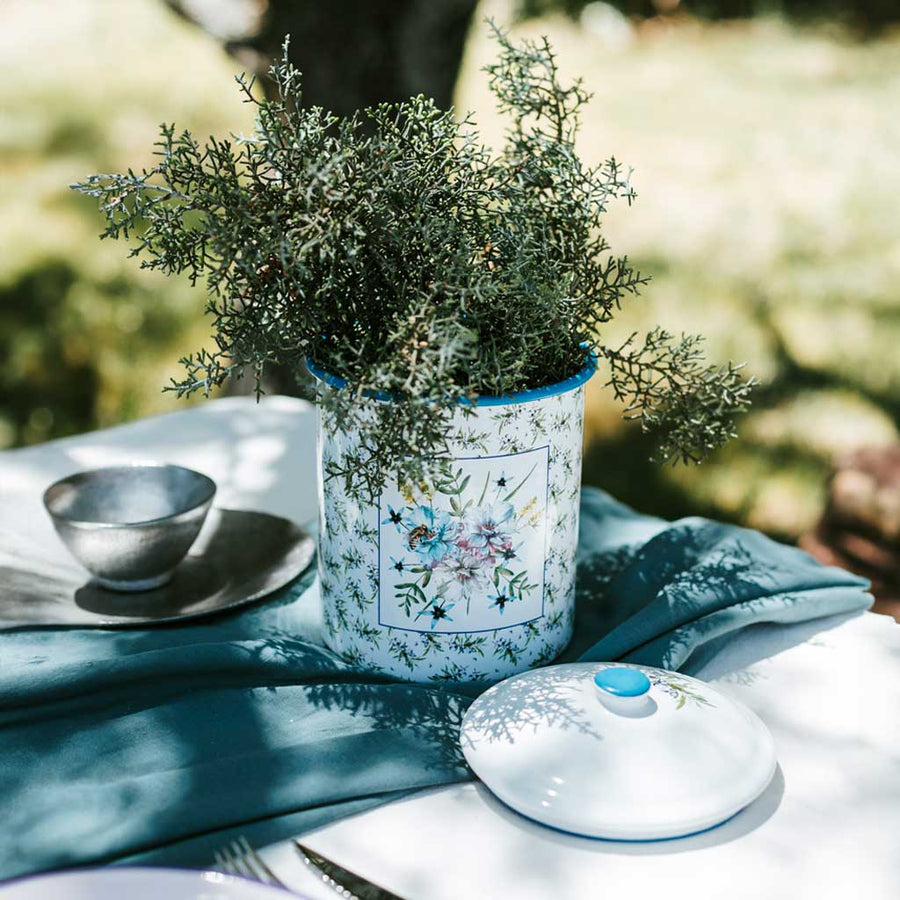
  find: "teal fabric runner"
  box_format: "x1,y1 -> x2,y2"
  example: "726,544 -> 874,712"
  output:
0,488 -> 870,881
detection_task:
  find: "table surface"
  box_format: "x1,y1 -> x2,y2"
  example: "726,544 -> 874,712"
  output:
2,396 -> 898,900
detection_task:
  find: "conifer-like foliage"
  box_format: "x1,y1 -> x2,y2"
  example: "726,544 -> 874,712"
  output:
74,24 -> 754,500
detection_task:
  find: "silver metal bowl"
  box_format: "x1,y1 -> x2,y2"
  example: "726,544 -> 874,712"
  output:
43,463 -> 217,592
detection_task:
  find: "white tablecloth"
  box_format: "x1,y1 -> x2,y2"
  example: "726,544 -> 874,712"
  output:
2,397 -> 898,900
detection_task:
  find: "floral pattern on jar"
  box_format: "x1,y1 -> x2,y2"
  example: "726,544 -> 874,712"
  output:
378,445 -> 549,634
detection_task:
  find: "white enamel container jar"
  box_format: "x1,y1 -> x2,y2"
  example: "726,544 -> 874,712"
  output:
312,357 -> 596,684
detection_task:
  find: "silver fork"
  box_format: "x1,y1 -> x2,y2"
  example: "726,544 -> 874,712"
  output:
215,836 -> 368,898
214,835 -> 287,889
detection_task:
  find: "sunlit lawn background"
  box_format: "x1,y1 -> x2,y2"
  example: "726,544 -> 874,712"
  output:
2,0 -> 899,540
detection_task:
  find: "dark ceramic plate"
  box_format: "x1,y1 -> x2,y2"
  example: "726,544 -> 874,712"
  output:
0,508 -> 314,628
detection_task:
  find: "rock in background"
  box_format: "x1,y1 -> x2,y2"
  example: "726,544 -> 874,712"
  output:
800,446 -> 900,622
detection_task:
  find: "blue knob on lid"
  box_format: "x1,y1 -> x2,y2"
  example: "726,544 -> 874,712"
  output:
594,667 -> 651,697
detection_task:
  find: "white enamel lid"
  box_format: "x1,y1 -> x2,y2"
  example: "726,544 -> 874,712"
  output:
461,663 -> 777,840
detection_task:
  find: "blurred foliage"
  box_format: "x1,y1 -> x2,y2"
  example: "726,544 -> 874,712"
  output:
463,3 -> 900,539
0,0 -> 255,448
3,0 -> 899,541
519,0 -> 900,34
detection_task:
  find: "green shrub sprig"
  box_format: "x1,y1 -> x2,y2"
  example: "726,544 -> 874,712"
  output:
74,24 -> 754,500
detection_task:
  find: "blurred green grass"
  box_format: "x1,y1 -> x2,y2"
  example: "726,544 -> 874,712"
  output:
2,0 -> 898,539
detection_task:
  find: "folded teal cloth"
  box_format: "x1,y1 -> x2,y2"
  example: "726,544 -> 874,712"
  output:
0,488 -> 870,880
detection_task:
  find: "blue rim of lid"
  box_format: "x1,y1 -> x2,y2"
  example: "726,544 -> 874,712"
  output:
306,347 -> 597,407
594,667 -> 652,697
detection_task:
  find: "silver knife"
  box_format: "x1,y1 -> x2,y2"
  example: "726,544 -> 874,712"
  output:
293,840 -> 408,900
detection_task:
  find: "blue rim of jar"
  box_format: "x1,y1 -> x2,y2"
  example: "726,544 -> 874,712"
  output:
306,347 -> 597,407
